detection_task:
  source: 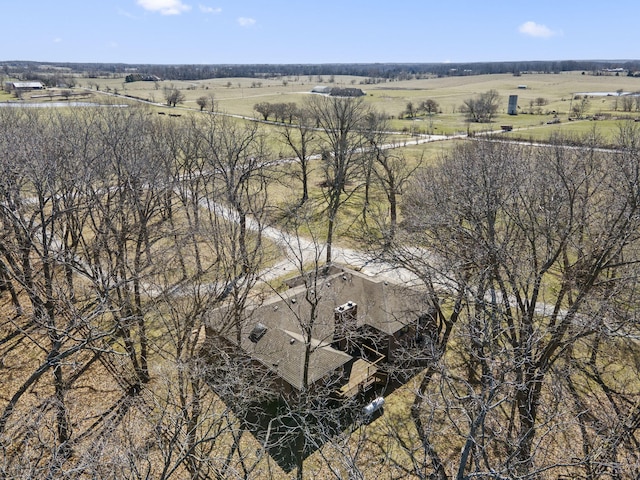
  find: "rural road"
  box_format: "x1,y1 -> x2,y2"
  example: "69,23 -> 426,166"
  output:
207,198 -> 421,287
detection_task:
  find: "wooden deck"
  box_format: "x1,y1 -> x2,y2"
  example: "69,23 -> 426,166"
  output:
339,359 -> 379,398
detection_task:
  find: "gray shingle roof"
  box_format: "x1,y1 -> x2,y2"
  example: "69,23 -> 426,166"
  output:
249,327 -> 351,391
208,266 -> 428,391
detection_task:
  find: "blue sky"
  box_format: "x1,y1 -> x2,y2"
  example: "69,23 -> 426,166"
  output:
4,1 -> 638,64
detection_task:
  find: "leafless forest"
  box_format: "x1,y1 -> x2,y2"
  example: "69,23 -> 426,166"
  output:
1,97 -> 640,479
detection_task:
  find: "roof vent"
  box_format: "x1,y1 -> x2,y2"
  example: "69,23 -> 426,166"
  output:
248,323 -> 268,343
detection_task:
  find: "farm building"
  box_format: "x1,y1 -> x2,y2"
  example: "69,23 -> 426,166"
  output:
329,87 -> 365,97
311,86 -> 365,97
205,266 -> 432,398
3,81 -> 45,92
311,85 -> 333,94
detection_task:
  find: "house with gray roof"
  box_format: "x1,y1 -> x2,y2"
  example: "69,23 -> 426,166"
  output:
206,265 -> 431,398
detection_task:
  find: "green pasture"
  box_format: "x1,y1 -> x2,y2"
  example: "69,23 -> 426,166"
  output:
8,71 -> 640,144
367,72 -> 640,137
366,71 -> 640,114
7,70 -> 640,148
81,74 -> 365,117
0,89 -> 13,102
500,117 -> 632,144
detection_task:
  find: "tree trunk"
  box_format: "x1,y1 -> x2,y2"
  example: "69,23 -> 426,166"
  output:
413,368 -> 448,480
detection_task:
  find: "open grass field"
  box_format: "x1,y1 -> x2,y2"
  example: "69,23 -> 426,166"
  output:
94,71 -> 640,139
7,70 -> 640,141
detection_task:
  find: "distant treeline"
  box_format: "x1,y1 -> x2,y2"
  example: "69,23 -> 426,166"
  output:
3,59 -> 640,81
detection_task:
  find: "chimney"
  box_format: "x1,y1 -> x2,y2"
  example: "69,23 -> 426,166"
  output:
334,301 -> 357,351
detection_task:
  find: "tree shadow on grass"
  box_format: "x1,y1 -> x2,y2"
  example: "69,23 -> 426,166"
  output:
239,373 -> 407,473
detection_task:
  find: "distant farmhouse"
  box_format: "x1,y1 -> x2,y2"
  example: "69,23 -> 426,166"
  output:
601,67 -> 625,74
311,85 -> 366,97
206,266 -> 433,399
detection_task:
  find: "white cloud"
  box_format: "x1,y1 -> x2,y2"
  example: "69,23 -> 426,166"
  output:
137,0 -> 191,15
53,37 -> 62,43
518,21 -> 559,38
199,4 -> 221,14
237,17 -> 256,27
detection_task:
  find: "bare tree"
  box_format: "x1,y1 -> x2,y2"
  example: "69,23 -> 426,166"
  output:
196,95 -> 208,111
0,105 -> 279,479
381,134 -> 640,478
282,102 -> 297,123
621,94 -> 634,112
359,111 -> 387,222
279,105 -> 317,206
306,95 -> 371,266
254,102 -> 272,121
461,89 -> 500,123
0,108 -> 153,477
571,95 -> 590,119
87,107 -> 179,386
163,84 -> 185,107
419,99 -> 439,133
208,93 -> 217,112
419,99 -> 439,116
0,109 -> 81,470
369,149 -> 420,244
404,101 -> 416,118
194,114 -> 271,343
